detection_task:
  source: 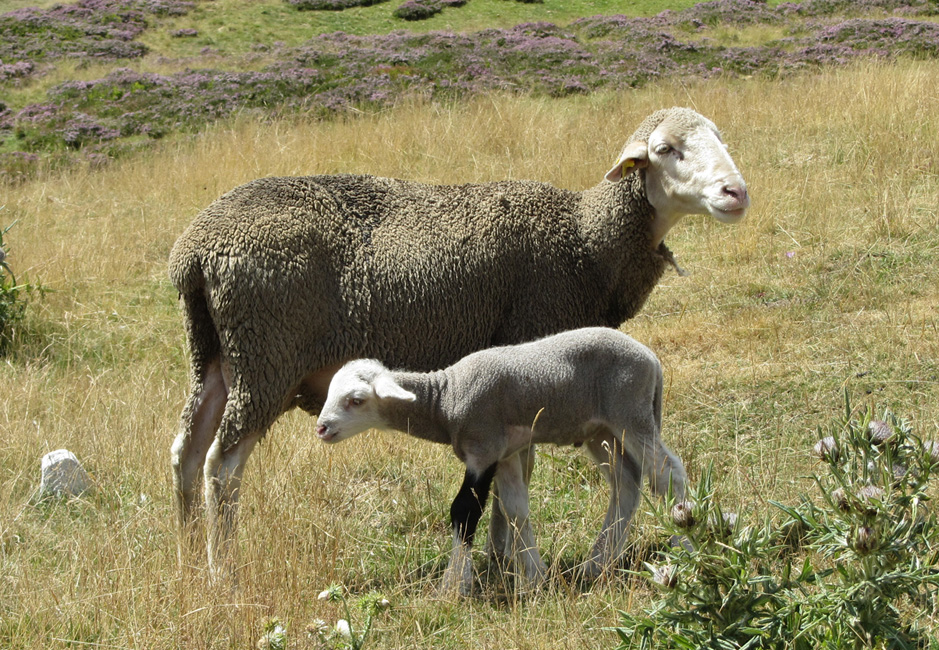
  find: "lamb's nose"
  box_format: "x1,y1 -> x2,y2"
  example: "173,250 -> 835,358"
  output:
315,424 -> 327,437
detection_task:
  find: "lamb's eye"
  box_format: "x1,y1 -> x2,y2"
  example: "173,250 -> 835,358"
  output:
348,397 -> 364,408
654,143 -> 672,155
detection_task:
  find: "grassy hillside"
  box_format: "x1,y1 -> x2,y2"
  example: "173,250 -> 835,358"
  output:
1,1 -> 939,648
3,0 -> 939,176
2,58 -> 938,648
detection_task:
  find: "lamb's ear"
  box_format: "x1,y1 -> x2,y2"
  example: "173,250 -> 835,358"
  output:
604,140 -> 649,183
373,374 -> 417,402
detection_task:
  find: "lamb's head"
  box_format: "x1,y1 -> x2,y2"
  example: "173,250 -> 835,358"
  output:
605,107 -> 749,244
315,359 -> 416,443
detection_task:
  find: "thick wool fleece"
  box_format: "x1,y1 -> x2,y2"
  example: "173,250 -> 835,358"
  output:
169,110 -> 676,450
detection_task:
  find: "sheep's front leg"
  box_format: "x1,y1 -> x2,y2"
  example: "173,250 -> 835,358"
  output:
439,463 -> 498,596
494,454 -> 547,589
583,435 -> 641,578
486,444 -> 534,562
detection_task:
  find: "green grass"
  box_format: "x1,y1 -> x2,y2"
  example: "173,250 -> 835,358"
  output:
152,0 -> 704,49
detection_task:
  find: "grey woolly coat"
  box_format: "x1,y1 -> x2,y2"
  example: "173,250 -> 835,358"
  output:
169,111 -> 676,450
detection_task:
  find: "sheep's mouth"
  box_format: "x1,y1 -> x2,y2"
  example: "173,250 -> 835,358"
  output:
710,205 -> 748,223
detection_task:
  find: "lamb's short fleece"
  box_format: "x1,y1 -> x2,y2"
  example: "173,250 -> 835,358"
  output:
316,327 -> 687,595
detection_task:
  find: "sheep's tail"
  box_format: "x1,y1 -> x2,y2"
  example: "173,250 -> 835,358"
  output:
168,236 -> 205,295
168,237 -> 221,372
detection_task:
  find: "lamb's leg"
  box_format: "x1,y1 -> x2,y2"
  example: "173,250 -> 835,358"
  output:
646,438 -> 687,502
171,359 -> 227,565
494,454 -> 547,589
486,444 -> 534,562
583,434 -> 642,578
439,462 -> 498,596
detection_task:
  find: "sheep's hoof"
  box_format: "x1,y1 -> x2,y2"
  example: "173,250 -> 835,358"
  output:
577,559 -> 606,582
436,575 -> 473,598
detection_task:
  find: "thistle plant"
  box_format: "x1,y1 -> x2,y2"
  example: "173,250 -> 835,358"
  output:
615,398 -> 939,650
309,585 -> 391,650
0,218 -> 40,355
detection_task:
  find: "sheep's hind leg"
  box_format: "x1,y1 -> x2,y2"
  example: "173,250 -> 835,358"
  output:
203,426 -> 264,583
171,359 -> 227,565
582,434 -> 642,579
494,454 -> 547,590
439,463 -> 498,597
485,444 -> 534,562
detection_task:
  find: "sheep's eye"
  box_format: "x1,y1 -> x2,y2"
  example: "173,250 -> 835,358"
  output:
348,397 -> 364,408
654,143 -> 672,155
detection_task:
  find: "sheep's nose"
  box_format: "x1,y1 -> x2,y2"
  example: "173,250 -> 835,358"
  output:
315,424 -> 327,437
722,183 -> 749,205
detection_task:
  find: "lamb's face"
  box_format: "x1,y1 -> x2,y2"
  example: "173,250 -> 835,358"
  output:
315,360 -> 415,443
316,361 -> 383,443
606,108 -> 749,240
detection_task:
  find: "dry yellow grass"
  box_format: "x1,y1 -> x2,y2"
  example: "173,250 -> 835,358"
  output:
1,59 -> 938,648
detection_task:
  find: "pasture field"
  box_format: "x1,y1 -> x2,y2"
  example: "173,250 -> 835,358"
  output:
2,0 -> 939,646
1,58 -> 938,648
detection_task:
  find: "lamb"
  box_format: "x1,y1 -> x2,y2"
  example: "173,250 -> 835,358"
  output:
315,327 -> 687,595
168,106 -> 748,577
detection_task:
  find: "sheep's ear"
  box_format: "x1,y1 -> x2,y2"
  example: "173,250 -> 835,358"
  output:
373,374 -> 417,402
604,140 -> 649,183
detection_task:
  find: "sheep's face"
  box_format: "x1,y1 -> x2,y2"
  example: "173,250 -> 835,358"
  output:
606,108 -> 749,243
315,360 -> 416,443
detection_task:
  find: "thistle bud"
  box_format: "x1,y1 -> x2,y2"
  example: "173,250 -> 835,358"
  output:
814,437 -> 840,463
923,441 -> 939,466
867,420 -> 895,446
671,501 -> 696,529
831,487 -> 850,512
651,564 -> 678,589
856,484 -> 884,516
852,525 -> 877,555
707,511 -> 737,539
891,463 -> 909,487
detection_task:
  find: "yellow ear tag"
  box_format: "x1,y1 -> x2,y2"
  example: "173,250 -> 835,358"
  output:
621,159 -> 635,176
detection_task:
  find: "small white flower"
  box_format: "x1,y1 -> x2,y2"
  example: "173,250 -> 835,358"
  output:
317,589 -> 331,601
306,619 -> 329,640
335,619 -> 352,640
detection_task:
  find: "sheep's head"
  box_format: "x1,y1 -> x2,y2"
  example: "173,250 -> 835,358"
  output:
315,359 -> 416,443
605,107 -> 749,246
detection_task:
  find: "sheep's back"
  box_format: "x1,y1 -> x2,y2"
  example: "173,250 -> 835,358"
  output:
168,174 -> 631,375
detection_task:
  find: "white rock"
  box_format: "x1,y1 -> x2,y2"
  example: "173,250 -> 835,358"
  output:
40,449 -> 92,497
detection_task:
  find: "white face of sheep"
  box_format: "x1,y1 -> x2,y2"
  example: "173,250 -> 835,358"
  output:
315,360 -> 416,444
605,109 -> 749,244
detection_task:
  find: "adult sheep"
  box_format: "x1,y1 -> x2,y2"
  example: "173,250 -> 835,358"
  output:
169,106 -> 749,577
